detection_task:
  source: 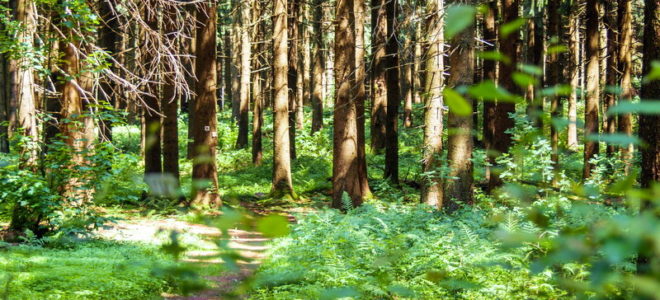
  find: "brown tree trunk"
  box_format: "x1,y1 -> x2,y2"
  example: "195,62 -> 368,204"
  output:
288,0 -> 299,160
370,0 -> 387,153
482,0 -> 497,186
332,0 -> 367,209
231,1 -> 241,122
310,0 -> 325,133
143,6 -> 162,175
548,0 -> 561,183
567,5 -> 580,150
525,10 -> 542,127
252,0 -> 264,165
162,3 -> 180,182
355,0 -> 371,198
489,0 -> 519,190
583,0 -> 601,179
421,0 -> 444,208
444,0 -> 474,212
98,0 -> 119,143
185,6 -> 196,160
384,0 -> 400,183
223,23 -> 233,116
604,0 -> 618,156
0,53 -> 8,153
272,0 -> 296,199
295,1 -> 305,130
617,0 -> 634,172
236,0 -> 251,149
14,0 -> 38,169
637,0 -> 659,279
402,37 -> 414,128
191,0 -> 220,207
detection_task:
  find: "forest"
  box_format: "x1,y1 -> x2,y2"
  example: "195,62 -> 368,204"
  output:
0,0 -> 658,298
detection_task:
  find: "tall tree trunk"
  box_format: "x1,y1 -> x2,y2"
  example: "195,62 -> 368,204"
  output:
617,0 -> 634,171
489,0 -> 519,190
98,0 -> 119,143
445,0 -> 474,212
402,36 -> 414,128
191,0 -> 220,207
355,0 -> 371,198
548,0 -> 561,183
567,5 -> 580,150
288,0 -> 299,159
310,0 -> 325,133
384,0 -> 400,183
295,1 -> 305,130
272,0 -> 296,199
162,3 -> 180,182
482,0 -> 496,186
185,6 -> 196,159
236,0 -> 251,149
14,0 -> 38,169
0,53 -> 8,153
525,9 -> 542,126
332,0 -> 366,209
252,0 -> 264,165
604,0 -> 618,156
421,0 -> 444,208
223,23 -> 233,116
370,0 -> 387,153
637,0 -> 659,280
143,5 -> 162,175
583,0 -> 601,179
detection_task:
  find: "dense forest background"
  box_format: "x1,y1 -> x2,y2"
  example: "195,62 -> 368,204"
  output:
0,0 -> 659,299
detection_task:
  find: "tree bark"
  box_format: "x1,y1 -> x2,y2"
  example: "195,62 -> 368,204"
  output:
567,5 -> 580,150
370,0 -> 387,153
162,3 -> 180,182
311,0 -> 325,133
288,0 -> 299,160
231,1 -> 241,122
384,0 -> 400,183
14,0 -> 38,169
191,0 -> 220,207
98,0 -> 119,143
637,0 -> 659,279
482,0 -> 497,186
332,0 -> 366,209
236,0 -> 251,149
548,0 -> 561,183
617,0 -> 634,171
604,0 -> 618,156
0,53 -> 8,153
295,1 -> 305,130
421,0 -> 444,208
355,0 -> 371,198
252,0 -> 264,165
489,0 -> 519,190
143,5 -> 162,175
445,0 -> 474,212
272,0 -> 296,199
583,0 -> 601,179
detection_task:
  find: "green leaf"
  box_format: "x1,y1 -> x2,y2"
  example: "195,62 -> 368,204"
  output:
477,51 -> 510,64
467,80 -> 516,102
444,5 -> 476,40
643,60 -> 660,83
587,134 -> 642,146
547,45 -> 568,55
443,88 -> 472,116
539,84 -> 573,97
500,18 -> 525,38
257,214 -> 290,238
607,101 -> 660,115
512,72 -> 538,88
518,64 -> 543,76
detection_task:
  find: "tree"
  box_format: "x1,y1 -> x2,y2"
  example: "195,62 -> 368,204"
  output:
332,0 -> 368,208
0,52 -> 8,153
548,0 -> 561,180
482,0 -> 496,185
617,0 -> 634,171
13,0 -> 38,169
603,0 -> 618,156
236,0 -> 251,149
288,0 -> 299,159
272,0 -> 296,199
583,0 -> 600,179
355,0 -> 371,197
489,0 -> 519,190
191,0 -> 220,207
383,0 -> 400,183
252,0 -> 264,165
444,0 -> 474,212
567,3 -> 580,150
143,4 -> 162,176
162,2 -> 180,182
98,0 -> 119,143
637,0 -> 659,279
310,0 -> 324,133
370,0 -> 387,153
421,0 -> 444,208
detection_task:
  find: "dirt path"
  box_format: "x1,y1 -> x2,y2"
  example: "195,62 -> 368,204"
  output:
97,217 -> 271,299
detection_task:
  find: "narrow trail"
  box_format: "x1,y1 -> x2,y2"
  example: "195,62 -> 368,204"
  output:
98,217 -> 274,299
